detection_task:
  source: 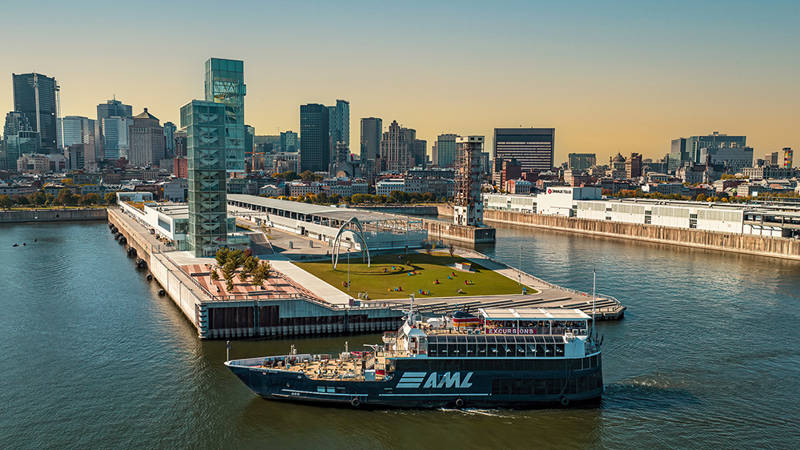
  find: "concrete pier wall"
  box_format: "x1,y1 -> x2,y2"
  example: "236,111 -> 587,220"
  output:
108,207 -> 404,339
482,209 -> 800,261
0,208 -> 107,223
422,219 -> 496,244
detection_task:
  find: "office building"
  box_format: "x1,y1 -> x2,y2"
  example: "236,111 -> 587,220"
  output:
97,98 -> 133,161
453,136 -> 484,226
280,130 -> 298,152
244,125 -> 255,169
13,73 -> 59,153
626,153 -> 642,178
2,112 -> 39,170
66,144 -> 85,170
128,108 -> 165,167
669,138 -> 688,172
413,139 -> 426,168
59,116 -> 97,165
380,120 -> 416,173
204,58 -> 246,173
493,128 -> 554,172
328,100 -> 349,152
765,151 -> 780,166
59,116 -> 94,148
686,132 -> 746,164
164,121 -> 176,157
360,117 -> 382,181
300,103 -> 330,172
434,133 -> 458,168
567,153 -> 596,171
181,100 -> 228,257
783,147 -> 793,168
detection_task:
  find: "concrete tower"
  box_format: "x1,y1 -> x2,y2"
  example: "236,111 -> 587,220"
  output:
454,136 -> 484,227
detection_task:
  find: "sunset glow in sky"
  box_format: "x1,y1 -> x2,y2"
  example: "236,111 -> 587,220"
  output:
3,0 -> 798,162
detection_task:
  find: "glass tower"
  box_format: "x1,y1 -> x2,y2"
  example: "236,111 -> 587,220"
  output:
204,58 -> 246,173
181,100 -> 228,257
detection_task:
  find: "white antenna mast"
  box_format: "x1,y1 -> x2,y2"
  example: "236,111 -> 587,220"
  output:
592,268 -> 597,331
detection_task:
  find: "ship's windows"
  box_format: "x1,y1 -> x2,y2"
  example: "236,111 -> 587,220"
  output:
439,343 -> 448,357
428,343 -> 438,357
536,344 -> 546,357
467,340 -> 476,356
527,344 -> 537,357
545,344 -> 555,357
555,344 -> 565,357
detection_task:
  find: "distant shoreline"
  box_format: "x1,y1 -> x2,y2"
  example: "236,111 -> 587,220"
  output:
0,208 -> 107,223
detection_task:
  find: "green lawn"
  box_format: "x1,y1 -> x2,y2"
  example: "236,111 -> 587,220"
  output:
296,252 -> 532,300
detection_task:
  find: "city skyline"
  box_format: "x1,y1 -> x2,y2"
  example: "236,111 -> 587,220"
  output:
1,1 -> 798,163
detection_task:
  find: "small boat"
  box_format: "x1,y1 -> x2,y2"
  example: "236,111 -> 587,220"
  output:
12,243 -> 19,247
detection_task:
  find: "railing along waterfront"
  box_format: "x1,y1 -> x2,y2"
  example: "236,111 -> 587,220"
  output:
478,252 -> 623,310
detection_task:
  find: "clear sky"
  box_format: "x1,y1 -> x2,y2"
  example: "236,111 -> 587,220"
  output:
2,0 -> 798,163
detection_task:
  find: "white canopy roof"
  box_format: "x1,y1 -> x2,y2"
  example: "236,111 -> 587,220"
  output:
478,307 -> 590,321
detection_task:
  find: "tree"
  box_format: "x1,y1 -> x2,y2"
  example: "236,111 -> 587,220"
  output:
29,190 -> 47,206
251,261 -> 271,288
104,192 -> 117,205
0,195 -> 12,210
55,188 -> 74,206
210,270 -> 219,281
695,193 -> 707,202
82,193 -> 101,205
13,195 -> 29,206
300,170 -> 316,181
215,248 -> 230,268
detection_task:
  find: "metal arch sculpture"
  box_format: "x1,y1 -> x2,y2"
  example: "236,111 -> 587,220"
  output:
331,217 -> 371,269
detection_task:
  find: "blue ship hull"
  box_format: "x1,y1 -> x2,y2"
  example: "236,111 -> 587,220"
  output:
226,353 -> 603,408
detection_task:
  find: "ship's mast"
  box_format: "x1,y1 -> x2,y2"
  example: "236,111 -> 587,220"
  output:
592,269 -> 597,332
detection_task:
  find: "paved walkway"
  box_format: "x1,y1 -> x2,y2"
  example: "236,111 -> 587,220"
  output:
267,258 -> 353,306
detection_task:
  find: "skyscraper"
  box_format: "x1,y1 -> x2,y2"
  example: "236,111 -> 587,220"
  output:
359,117 -> 382,181
328,100 -> 349,153
280,130 -> 298,152
163,121 -> 177,157
97,98 -> 133,161
59,116 -> 95,149
128,108 -> 165,167
300,103 -> 330,172
435,133 -> 458,167
204,57 -> 246,173
493,128 -> 554,173
380,120 -> 415,173
13,73 -> 58,153
182,100 -> 227,257
783,147 -> 793,168
59,116 -> 97,167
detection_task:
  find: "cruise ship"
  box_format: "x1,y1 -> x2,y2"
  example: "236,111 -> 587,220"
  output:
225,307 -> 603,408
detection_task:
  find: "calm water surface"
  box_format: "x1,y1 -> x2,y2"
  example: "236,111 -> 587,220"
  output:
1,222 -> 798,449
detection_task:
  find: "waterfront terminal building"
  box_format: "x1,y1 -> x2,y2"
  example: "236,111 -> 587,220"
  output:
485,188 -> 800,238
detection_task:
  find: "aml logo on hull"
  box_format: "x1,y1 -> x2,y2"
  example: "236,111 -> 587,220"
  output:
396,372 -> 473,389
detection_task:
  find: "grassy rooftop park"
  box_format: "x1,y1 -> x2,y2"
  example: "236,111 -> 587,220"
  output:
296,252 -> 533,300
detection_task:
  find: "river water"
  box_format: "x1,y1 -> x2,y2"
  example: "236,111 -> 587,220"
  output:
0,221 -> 798,449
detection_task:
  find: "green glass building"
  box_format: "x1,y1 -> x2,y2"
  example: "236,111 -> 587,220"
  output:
204,58 -> 246,173
181,100 -> 228,257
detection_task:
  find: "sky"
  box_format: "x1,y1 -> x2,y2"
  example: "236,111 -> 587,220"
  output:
2,0 -> 798,163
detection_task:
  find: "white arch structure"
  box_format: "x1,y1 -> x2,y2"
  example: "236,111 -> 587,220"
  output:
331,217 -> 371,269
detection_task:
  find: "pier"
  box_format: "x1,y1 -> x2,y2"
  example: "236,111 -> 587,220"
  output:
108,201 -> 625,340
